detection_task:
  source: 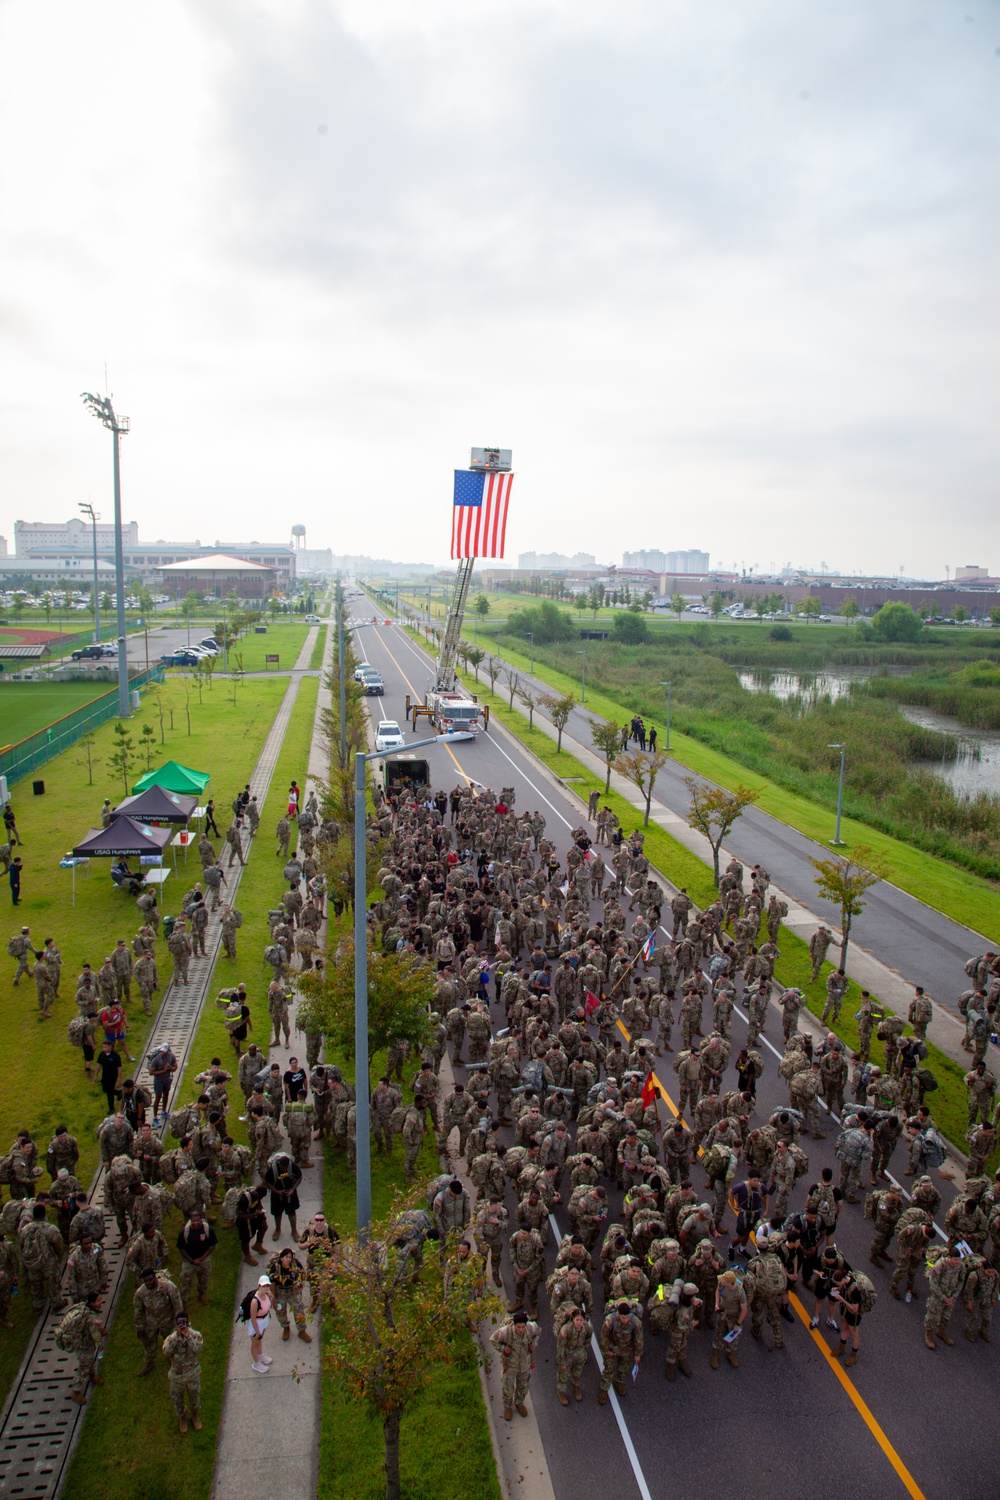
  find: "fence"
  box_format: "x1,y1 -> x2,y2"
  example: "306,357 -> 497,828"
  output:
0,665 -> 166,787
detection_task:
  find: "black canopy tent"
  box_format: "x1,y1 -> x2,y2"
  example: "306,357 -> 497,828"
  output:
72,816 -> 173,859
114,787 -> 199,825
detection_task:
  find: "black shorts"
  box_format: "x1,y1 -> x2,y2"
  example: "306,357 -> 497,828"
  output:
82,1043 -> 95,1062
841,1305 -> 861,1328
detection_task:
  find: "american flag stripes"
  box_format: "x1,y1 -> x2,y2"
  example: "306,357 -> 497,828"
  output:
451,468 -> 514,559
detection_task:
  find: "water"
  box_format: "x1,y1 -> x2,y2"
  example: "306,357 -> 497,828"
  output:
739,667 -> 874,704
899,705 -> 1000,799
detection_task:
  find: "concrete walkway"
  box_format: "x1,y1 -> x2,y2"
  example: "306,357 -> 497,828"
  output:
211,621 -> 333,1500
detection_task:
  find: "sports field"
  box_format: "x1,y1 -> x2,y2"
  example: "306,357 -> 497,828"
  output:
0,681 -> 109,744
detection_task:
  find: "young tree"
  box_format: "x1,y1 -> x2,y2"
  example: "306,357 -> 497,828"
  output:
871,601 -> 922,641
754,596 -> 768,621
75,730 -> 101,786
710,592 -> 725,619
474,593 -> 491,618
298,940 -> 434,1087
614,748 -> 669,826
810,846 -> 888,968
591,717 -> 623,793
613,611 -> 648,643
990,607 -> 1000,628
840,597 -> 860,620
485,654 -> 503,694
953,605 -> 969,623
465,647 -> 485,682
502,664 -> 522,709
148,684 -> 168,743
315,1194 -> 503,1500
518,686 -> 541,729
670,592 -> 685,622
540,692 -> 576,752
139,722 -> 156,770
588,582 -> 605,618
684,778 -> 761,886
111,722 -> 138,795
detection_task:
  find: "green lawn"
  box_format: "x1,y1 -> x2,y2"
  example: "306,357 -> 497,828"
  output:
308,625 -> 328,671
0,674 -> 289,1409
1,681 -> 111,743
63,675 -> 319,1500
227,622 -> 311,674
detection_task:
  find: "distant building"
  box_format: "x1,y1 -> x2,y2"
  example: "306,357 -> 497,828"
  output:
16,517 -> 139,553
13,520 -> 294,589
156,554 -> 277,600
665,549 -> 709,574
517,550 -> 598,570
956,565 -> 990,581
295,548 -> 334,575
622,549 -> 667,571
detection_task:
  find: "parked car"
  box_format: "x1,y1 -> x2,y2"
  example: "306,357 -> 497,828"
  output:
374,720 -> 406,751
200,637 -> 220,650
70,645 -> 104,661
160,649 -> 201,667
304,614 -> 321,623
99,642 -> 117,656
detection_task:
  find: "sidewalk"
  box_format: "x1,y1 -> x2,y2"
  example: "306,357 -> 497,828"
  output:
211,622 -> 333,1500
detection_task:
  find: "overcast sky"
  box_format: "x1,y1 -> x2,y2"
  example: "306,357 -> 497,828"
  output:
0,0 -> 997,578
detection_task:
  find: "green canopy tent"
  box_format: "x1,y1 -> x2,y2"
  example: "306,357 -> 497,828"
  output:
133,760 -> 210,796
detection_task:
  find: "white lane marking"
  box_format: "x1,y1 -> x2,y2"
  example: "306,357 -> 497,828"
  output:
547,1215 -> 652,1500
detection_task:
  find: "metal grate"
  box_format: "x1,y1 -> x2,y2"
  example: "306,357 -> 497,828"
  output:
0,651 -> 314,1499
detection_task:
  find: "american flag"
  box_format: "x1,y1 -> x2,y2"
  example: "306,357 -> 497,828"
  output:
451,468 -> 514,559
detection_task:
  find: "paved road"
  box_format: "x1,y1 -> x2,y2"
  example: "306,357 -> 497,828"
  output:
375,596 -> 997,1016
353,616 -> 996,1500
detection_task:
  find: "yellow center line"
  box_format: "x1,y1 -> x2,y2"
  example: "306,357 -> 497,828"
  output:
613,1016 -> 926,1500
375,630 -> 474,789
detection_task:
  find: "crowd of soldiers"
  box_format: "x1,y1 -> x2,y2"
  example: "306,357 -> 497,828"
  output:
2,781 -> 339,1428
348,775 -> 1000,1418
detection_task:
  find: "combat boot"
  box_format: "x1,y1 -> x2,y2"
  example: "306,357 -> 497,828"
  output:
924,1330 -> 936,1350
179,1416 -> 188,1434
937,1328 -> 954,1347
869,1254 -> 884,1269
597,1390 -> 608,1405
90,1374 -> 104,1386
192,1414 -> 202,1431
243,1252 -> 259,1267
503,1406 -> 513,1421
573,1385 -> 583,1401
613,1379 -> 626,1397
298,1327 -> 313,1343
725,1350 -> 739,1368
516,1403 -> 528,1418
844,1350 -> 857,1367
558,1391 -> 569,1406
136,1360 -> 155,1377
710,1351 -> 720,1369
677,1358 -> 692,1378
665,1361 -> 676,1381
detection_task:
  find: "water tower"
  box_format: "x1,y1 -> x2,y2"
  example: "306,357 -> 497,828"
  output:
291,525 -> 306,551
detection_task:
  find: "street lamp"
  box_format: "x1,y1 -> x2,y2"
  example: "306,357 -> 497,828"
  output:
81,393 -> 130,717
828,743 -> 846,845
527,632 -> 534,674
659,681 -> 672,750
354,731 -> 474,1234
79,502 -> 101,645
577,649 -> 587,703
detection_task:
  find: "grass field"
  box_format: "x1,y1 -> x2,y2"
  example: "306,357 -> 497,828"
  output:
1,681 -> 110,743
0,674 -> 290,1409
62,676 -> 320,1500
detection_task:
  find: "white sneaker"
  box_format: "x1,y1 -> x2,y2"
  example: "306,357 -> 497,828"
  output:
809,1317 -> 819,1330
261,1355 -> 273,1365
252,1361 -> 269,1373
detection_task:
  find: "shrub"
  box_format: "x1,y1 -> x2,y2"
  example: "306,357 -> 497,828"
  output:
770,624 -> 793,641
613,611 -> 648,644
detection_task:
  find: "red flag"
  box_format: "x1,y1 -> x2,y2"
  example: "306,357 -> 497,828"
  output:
584,990 -> 600,1016
641,1070 -> 657,1108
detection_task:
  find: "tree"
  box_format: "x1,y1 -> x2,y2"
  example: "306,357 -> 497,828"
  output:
840,598 -> 860,619
871,601 -> 922,642
795,596 -> 822,622
670,592 -> 685,622
315,1193 -> 503,1500
614,749 -> 670,826
685,778 -> 761,886
298,940 -> 434,1081
100,591 -> 112,613
613,611 -> 648,644
810,846 -> 888,968
990,607 -> 1000,627
710,592 -> 725,619
588,583 -> 605,618
754,596 -> 768,621
953,605 -> 969,623
111,722 -> 138,795
148,685 -> 168,743
502,664 -> 522,709
518,686 -> 541,729
539,692 -> 576,752
139,723 -> 156,770
485,654 -> 502,694
75,730 -> 101,786
591,718 -> 622,793
465,647 -> 485,682
506,600 -> 576,644
474,594 -> 490,618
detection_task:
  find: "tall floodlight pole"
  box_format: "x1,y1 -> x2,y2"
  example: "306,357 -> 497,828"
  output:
828,743 -> 847,845
79,502 -> 101,644
660,681 -> 672,749
354,730 -> 474,1234
81,393 -> 130,716
336,576 -> 347,767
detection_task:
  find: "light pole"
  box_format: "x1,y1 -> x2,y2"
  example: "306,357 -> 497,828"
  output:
828,743 -> 846,845
336,576 -> 347,767
659,681 -> 672,749
81,394 -> 130,717
577,649 -> 587,703
79,502 -> 101,645
354,731 -> 473,1234
527,632 -> 534,674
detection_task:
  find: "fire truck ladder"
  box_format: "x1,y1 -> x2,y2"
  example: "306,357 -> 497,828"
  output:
433,557 -> 475,693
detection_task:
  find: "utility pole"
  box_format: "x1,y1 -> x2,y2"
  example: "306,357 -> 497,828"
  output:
81,393 -> 130,716
337,575 -> 347,766
828,744 -> 847,845
659,681 -> 672,749
79,502 -> 101,645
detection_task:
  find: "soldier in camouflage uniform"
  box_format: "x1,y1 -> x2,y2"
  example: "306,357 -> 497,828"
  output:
167,919 -> 193,985
134,950 -> 159,1017
65,1234 -> 108,1302
746,1245 -> 787,1348
134,1268 -> 183,1374
267,982 -> 290,1047
661,1280 -> 703,1380
56,1293 -> 104,1403
18,1204 -> 66,1312
8,927 -> 35,986
162,1312 -> 204,1432
110,940 -> 133,1001
963,1253 -> 998,1342
0,1232 -> 19,1326
867,1185 -> 904,1268
490,1312 -> 540,1420
597,1301 -> 643,1403
33,954 -> 55,1017
711,1269 -> 747,1368
924,1247 -> 967,1350
555,1306 -> 592,1404
220,905 -> 243,960
508,1226 -> 545,1317
126,1222 -> 169,1282
267,1246 -> 313,1343
890,1216 -> 934,1301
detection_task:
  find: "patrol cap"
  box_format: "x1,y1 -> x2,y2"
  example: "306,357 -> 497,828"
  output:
682,1282 -> 699,1297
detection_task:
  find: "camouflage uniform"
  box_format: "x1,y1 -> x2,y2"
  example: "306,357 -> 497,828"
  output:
167,924 -> 193,984
55,1302 -> 103,1399
134,952 -> 159,1016
490,1318 -> 540,1414
555,1310 -> 592,1398
18,1216 -> 65,1310
598,1307 -> 644,1396
133,1273 -> 183,1367
65,1242 -> 108,1302
162,1325 -> 203,1423
712,1275 -> 747,1367
220,907 -> 243,960
925,1253 -> 966,1343
963,1256 -> 998,1341
267,1250 -> 312,1340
